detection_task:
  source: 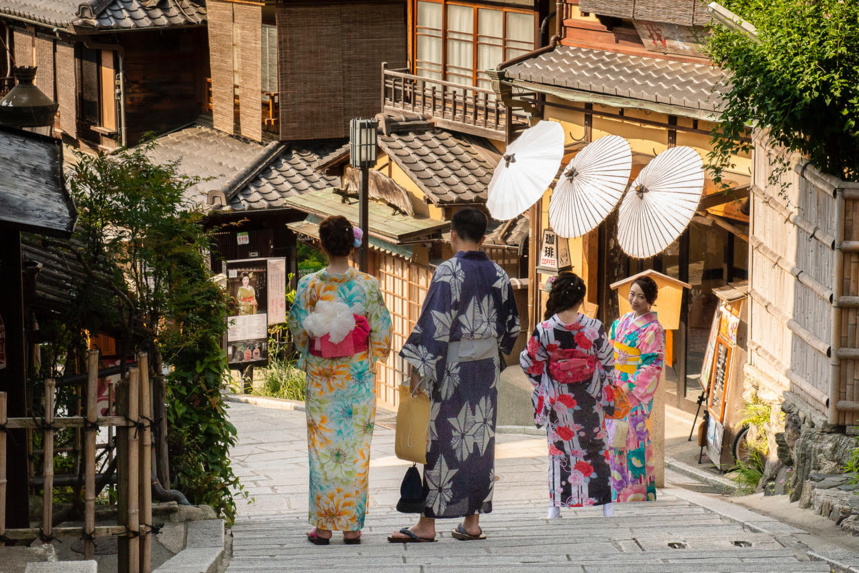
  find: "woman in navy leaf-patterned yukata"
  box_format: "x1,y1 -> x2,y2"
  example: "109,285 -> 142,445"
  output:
520,273 -> 617,519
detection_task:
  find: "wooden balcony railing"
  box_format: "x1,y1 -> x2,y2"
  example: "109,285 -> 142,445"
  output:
382,65 -> 528,142
204,78 -> 279,132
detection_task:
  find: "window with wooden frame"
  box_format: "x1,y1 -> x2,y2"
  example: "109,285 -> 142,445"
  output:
414,0 -> 537,89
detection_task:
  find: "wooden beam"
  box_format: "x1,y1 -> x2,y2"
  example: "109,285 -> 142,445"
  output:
838,296 -> 859,308
837,348 -> 859,360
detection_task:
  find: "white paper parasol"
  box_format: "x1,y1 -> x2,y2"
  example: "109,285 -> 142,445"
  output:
618,146 -> 705,259
549,135 -> 632,238
486,121 -> 565,221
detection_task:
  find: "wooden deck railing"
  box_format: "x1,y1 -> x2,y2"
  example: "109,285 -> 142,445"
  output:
381,65 -> 528,142
204,78 -> 279,132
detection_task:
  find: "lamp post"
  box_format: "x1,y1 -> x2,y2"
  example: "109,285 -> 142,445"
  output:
350,118 -> 378,272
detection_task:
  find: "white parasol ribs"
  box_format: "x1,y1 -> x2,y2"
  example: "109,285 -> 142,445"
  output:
618,146 -> 705,259
549,135 -> 632,239
486,121 -> 565,221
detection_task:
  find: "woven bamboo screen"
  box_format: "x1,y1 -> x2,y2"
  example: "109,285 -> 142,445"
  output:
579,0 -> 634,19
277,2 -> 406,141
634,0 -> 695,26
55,43 -> 76,139
208,0 -> 235,135
33,37 -> 54,100
235,3 -> 262,142
580,0 -> 708,26
13,29 -> 33,67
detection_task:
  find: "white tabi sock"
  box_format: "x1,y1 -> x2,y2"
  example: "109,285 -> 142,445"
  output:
547,506 -> 561,519
602,503 -> 615,517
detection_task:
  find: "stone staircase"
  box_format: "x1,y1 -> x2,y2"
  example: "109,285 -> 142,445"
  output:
225,495 -> 832,573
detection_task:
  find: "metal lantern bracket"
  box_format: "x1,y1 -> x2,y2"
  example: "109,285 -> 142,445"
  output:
349,118 -> 379,272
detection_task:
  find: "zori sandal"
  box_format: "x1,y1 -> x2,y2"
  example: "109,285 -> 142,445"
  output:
451,523 -> 486,541
306,527 -> 330,545
344,532 -> 362,545
387,528 -> 437,543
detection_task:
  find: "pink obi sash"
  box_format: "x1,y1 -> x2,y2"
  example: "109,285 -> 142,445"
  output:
309,314 -> 370,358
548,348 -> 597,384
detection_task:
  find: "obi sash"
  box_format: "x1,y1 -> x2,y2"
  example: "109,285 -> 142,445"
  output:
447,338 -> 496,363
548,347 -> 596,384
613,341 -> 641,375
309,314 -> 370,358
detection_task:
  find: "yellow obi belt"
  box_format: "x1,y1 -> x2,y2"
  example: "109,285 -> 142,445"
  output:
613,341 -> 641,375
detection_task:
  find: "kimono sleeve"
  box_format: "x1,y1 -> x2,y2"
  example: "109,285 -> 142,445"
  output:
519,325 -> 553,428
399,269 -> 453,390
286,274 -> 314,369
498,279 -> 520,355
364,276 -> 392,364
593,322 -> 616,417
628,322 -> 665,404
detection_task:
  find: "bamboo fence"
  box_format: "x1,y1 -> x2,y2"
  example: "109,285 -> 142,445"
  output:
748,133 -> 859,425
0,350 -> 154,572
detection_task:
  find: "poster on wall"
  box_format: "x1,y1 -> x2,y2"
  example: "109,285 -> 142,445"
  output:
227,259 -> 269,366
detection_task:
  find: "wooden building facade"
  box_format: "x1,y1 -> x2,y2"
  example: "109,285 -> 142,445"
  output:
0,0 -> 209,151
494,0 -> 752,415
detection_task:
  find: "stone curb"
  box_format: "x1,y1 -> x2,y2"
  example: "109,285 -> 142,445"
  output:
154,519 -> 225,573
497,425 -> 544,436
666,456 -> 739,494
223,393 -> 306,412
807,551 -> 859,573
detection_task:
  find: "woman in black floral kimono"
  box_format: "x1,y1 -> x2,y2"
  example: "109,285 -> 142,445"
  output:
520,273 -> 616,519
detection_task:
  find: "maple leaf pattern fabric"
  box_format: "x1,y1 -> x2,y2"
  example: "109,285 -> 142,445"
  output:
288,267 -> 392,530
520,314 -> 615,508
608,311 -> 665,503
400,251 -> 520,518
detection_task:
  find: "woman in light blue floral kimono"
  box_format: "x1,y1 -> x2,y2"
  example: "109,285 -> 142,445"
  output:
287,216 -> 391,545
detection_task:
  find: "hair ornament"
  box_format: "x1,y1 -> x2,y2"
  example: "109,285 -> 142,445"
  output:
543,275 -> 557,293
352,227 -> 363,248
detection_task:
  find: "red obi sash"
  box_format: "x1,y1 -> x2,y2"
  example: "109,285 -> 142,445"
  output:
548,347 -> 597,384
309,314 -> 370,358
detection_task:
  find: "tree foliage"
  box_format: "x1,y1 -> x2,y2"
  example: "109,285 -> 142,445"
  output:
707,0 -> 859,181
66,141 -> 245,520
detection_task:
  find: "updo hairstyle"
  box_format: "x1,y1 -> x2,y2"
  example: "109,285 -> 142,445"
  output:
632,276 -> 659,305
544,272 -> 587,320
318,215 -> 354,257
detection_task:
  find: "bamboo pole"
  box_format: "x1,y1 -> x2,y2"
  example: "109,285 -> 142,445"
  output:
137,353 -> 152,573
85,350 -> 99,559
1,525 -> 126,539
831,191 -> 845,424
748,341 -> 830,408
0,392 -> 6,547
127,368 -> 140,573
2,416 -> 129,429
117,378 -> 128,570
748,288 -> 832,357
42,378 -> 55,544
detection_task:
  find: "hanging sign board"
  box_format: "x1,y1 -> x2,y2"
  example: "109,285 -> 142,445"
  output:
536,228 -> 572,275
266,258 -> 287,325
236,232 -> 249,245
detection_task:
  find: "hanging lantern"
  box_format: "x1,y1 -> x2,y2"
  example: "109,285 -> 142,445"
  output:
0,67 -> 58,135
535,228 -> 572,275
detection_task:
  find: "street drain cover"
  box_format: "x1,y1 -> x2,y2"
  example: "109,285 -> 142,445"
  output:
732,540 -> 752,547
668,542 -> 688,549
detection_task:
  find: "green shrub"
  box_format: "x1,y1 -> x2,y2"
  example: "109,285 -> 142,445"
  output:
254,357 -> 306,401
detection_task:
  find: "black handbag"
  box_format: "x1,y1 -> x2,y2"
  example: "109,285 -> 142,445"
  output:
396,463 -> 425,514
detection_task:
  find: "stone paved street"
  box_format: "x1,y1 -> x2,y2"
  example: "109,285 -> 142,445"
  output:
224,401 -> 848,572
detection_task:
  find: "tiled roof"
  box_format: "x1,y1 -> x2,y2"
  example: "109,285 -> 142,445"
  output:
0,0 -> 205,30
148,124 -> 267,208
503,45 -> 728,114
378,130 -> 496,205
230,142 -> 345,212
486,213 -> 529,249
148,125 -> 343,212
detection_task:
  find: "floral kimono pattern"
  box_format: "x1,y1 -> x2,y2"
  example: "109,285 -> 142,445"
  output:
287,267 -> 392,531
400,251 -> 520,519
608,311 -> 664,503
520,314 -> 615,507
